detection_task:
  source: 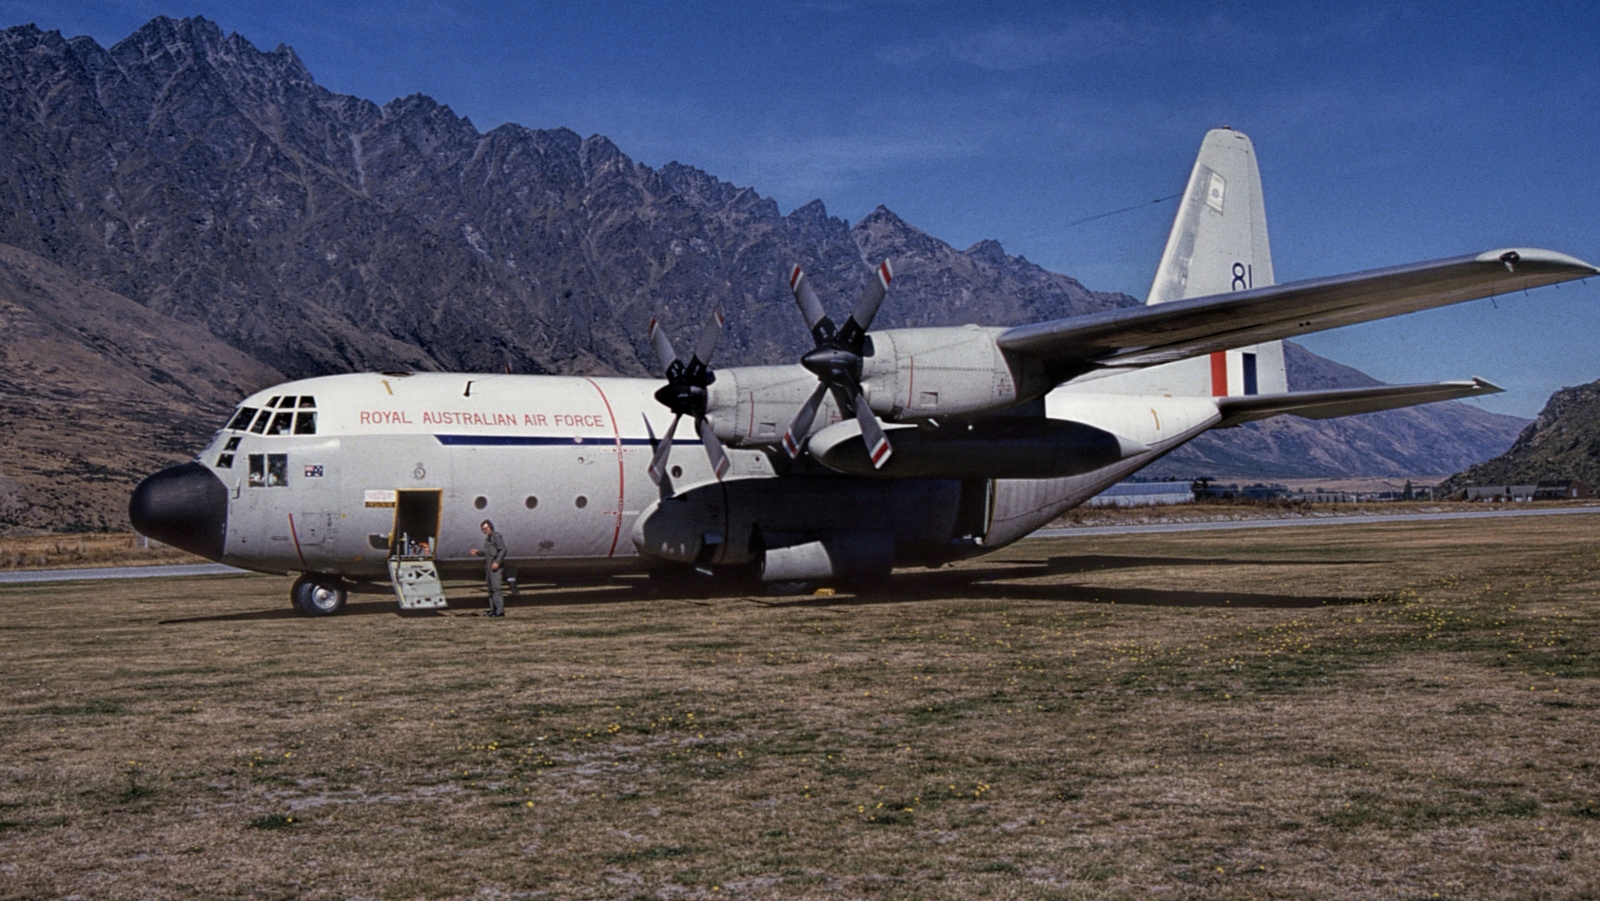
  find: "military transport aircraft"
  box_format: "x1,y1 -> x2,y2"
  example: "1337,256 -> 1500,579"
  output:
129,129 -> 1596,615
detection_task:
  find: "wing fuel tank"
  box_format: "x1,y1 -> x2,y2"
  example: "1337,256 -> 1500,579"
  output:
806,417 -> 1147,479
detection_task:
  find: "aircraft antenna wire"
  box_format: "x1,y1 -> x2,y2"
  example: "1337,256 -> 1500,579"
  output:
1060,192 -> 1182,230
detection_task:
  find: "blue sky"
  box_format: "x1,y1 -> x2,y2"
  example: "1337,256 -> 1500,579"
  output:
5,0 -> 1597,417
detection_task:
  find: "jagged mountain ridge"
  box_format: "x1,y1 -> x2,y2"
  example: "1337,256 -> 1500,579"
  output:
0,16 -> 1538,533
0,16 -> 1132,381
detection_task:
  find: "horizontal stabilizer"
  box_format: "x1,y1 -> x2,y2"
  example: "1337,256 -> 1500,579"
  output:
999,248 -> 1597,383
1213,378 -> 1503,428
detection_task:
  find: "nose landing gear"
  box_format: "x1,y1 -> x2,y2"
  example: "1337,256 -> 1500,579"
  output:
291,573 -> 348,616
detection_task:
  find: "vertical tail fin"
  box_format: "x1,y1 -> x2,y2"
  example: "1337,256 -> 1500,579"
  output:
1148,127 -> 1275,304
1143,128 -> 1286,396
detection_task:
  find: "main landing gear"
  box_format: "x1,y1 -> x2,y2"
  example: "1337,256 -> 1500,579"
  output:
291,573 -> 348,616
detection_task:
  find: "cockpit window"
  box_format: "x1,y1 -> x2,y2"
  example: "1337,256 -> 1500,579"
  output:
228,407 -> 258,430
267,411 -> 294,435
234,396 -> 317,436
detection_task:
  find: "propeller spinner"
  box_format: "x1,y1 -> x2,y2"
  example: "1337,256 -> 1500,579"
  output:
781,260 -> 895,468
646,304 -> 730,484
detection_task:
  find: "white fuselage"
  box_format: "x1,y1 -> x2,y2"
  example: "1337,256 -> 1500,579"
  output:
193,369 -> 1223,582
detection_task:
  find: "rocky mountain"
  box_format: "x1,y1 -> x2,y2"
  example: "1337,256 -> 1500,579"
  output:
0,16 -> 1131,382
1436,379 -> 1600,493
0,16 -> 1538,531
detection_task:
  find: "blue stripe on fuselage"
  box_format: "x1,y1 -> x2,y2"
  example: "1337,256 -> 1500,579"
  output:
433,434 -> 654,447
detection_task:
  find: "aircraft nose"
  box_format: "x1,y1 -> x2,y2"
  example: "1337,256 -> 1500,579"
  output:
128,462 -> 229,561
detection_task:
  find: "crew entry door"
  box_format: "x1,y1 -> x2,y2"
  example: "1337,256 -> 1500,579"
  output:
387,489 -> 447,610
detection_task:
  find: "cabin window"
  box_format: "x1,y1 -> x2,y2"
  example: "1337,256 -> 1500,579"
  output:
247,453 -> 290,487
216,454 -> 234,469
575,495 -> 588,509
474,496 -> 488,510
267,454 -> 288,487
228,407 -> 258,430
294,412 -> 317,435
525,496 -> 538,509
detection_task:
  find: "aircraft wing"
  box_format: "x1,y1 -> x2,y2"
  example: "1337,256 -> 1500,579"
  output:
997,248 -> 1596,381
1212,378 -> 1503,428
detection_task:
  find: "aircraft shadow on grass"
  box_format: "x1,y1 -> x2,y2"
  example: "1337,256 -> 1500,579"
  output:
160,553 -> 1375,623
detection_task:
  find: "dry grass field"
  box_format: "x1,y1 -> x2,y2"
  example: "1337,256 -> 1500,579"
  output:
3,513 -> 1599,899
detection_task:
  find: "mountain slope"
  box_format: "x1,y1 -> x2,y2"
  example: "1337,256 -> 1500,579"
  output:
0,242 -> 282,531
1437,379 -> 1600,492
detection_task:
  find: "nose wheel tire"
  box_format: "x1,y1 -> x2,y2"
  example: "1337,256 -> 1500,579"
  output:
292,574 -> 348,616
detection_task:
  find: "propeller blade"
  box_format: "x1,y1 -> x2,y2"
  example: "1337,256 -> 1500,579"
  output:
696,416 -> 731,480
847,260 -> 893,336
646,414 -> 681,486
854,396 -> 894,469
648,318 -> 680,376
788,265 -> 833,341
690,302 -> 725,371
781,382 -> 830,459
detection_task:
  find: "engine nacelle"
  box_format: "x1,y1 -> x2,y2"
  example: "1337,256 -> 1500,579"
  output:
704,326 -> 1046,449
862,325 -> 1034,419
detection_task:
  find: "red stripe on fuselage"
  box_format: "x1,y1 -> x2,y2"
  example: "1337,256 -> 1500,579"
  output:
1210,351 -> 1228,397
287,512 -> 308,569
582,378 -> 626,558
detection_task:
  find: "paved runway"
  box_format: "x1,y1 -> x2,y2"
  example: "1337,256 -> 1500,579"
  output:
2,505 -> 1596,585
1030,504 -> 1600,539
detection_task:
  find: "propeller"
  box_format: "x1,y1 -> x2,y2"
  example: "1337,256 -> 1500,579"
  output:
646,304 -> 730,484
781,260 -> 895,468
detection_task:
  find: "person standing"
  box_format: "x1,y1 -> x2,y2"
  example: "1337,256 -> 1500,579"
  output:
469,519 -> 507,616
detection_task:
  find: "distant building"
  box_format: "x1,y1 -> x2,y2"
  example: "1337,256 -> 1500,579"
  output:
1535,479 -> 1594,500
1461,480 -> 1594,501
1087,481 -> 1196,507
1463,485 -> 1539,502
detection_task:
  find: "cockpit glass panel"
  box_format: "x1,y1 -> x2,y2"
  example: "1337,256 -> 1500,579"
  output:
224,436 -> 241,451
267,412 -> 294,435
294,412 -> 317,435
228,407 -> 258,430
249,410 -> 271,433
299,396 -> 316,408
267,396 -> 282,408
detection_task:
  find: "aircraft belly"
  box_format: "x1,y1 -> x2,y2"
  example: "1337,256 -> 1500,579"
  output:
983,395 -> 1222,549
